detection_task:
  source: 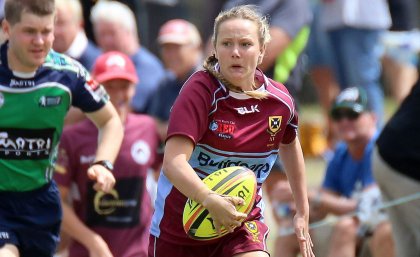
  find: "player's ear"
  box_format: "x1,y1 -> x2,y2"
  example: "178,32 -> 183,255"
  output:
213,50 -> 219,61
2,19 -> 11,37
258,46 -> 266,65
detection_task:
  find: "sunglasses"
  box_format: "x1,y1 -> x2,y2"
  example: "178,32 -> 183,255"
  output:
331,110 -> 361,121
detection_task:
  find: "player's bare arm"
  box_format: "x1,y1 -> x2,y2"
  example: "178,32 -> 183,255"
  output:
279,138 -> 315,257
163,136 -> 247,234
85,102 -> 123,192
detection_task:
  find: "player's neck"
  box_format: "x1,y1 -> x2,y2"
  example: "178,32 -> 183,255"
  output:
7,49 -> 38,74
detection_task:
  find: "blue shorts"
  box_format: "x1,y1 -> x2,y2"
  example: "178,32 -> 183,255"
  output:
0,181 -> 62,257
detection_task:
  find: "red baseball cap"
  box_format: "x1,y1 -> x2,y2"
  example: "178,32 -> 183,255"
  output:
92,51 -> 139,84
157,19 -> 201,46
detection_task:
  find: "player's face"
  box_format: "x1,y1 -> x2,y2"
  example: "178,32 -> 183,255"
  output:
102,79 -> 135,114
53,7 -> 80,53
94,20 -> 129,53
2,12 -> 55,72
333,111 -> 376,142
160,43 -> 199,79
214,18 -> 264,90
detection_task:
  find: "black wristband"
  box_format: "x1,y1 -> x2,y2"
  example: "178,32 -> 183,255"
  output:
91,160 -> 114,171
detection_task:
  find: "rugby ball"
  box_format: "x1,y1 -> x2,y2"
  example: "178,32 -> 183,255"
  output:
182,166 -> 257,240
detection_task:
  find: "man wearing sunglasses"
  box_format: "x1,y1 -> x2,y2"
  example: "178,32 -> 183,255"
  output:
270,87 -> 395,257
312,87 -> 394,257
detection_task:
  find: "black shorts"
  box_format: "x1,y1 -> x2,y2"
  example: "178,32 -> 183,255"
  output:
0,181 -> 62,257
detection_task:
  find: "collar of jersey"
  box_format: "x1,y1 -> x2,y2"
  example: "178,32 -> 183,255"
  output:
213,63 -> 268,99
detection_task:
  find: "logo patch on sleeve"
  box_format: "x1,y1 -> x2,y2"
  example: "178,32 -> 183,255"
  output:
84,79 -> 109,102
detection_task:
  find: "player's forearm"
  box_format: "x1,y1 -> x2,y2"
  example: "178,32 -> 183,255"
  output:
279,138 -> 309,217
95,114 -> 123,162
61,202 -> 105,249
86,102 -> 124,163
162,136 -> 211,203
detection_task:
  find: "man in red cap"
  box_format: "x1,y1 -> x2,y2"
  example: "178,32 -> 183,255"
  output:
54,51 -> 161,257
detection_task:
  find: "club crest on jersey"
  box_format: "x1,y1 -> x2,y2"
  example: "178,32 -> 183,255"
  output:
131,140 -> 151,165
245,221 -> 261,242
267,116 -> 282,135
209,119 -> 235,139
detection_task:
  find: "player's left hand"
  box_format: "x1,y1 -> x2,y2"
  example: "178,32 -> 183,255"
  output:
87,165 -> 116,193
294,214 -> 315,257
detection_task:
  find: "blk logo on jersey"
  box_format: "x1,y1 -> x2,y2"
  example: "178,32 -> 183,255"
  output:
0,128 -> 54,160
235,105 -> 260,115
268,116 -> 282,135
209,119 -> 235,139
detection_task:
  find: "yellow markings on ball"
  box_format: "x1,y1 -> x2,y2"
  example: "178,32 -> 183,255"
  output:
182,166 -> 257,240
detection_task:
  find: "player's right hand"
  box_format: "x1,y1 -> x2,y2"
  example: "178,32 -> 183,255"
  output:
202,193 -> 247,234
87,165 -> 116,193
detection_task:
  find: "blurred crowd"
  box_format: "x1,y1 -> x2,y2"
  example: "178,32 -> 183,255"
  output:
1,0 -> 419,256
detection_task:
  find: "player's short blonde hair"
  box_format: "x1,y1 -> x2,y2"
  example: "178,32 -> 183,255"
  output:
90,1 -> 137,35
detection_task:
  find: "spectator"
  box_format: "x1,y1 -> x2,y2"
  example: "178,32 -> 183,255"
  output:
80,0 -> 144,46
320,0 -> 392,125
53,0 -> 101,70
305,0 -> 339,148
90,0 -> 165,114
148,19 -> 203,141
381,0 -> 419,103
373,70 -> 420,257
139,0 -> 191,55
54,51 -> 161,257
272,87 -> 395,257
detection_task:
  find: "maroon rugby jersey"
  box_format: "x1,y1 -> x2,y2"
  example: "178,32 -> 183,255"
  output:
150,69 -> 298,245
54,114 -> 160,257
